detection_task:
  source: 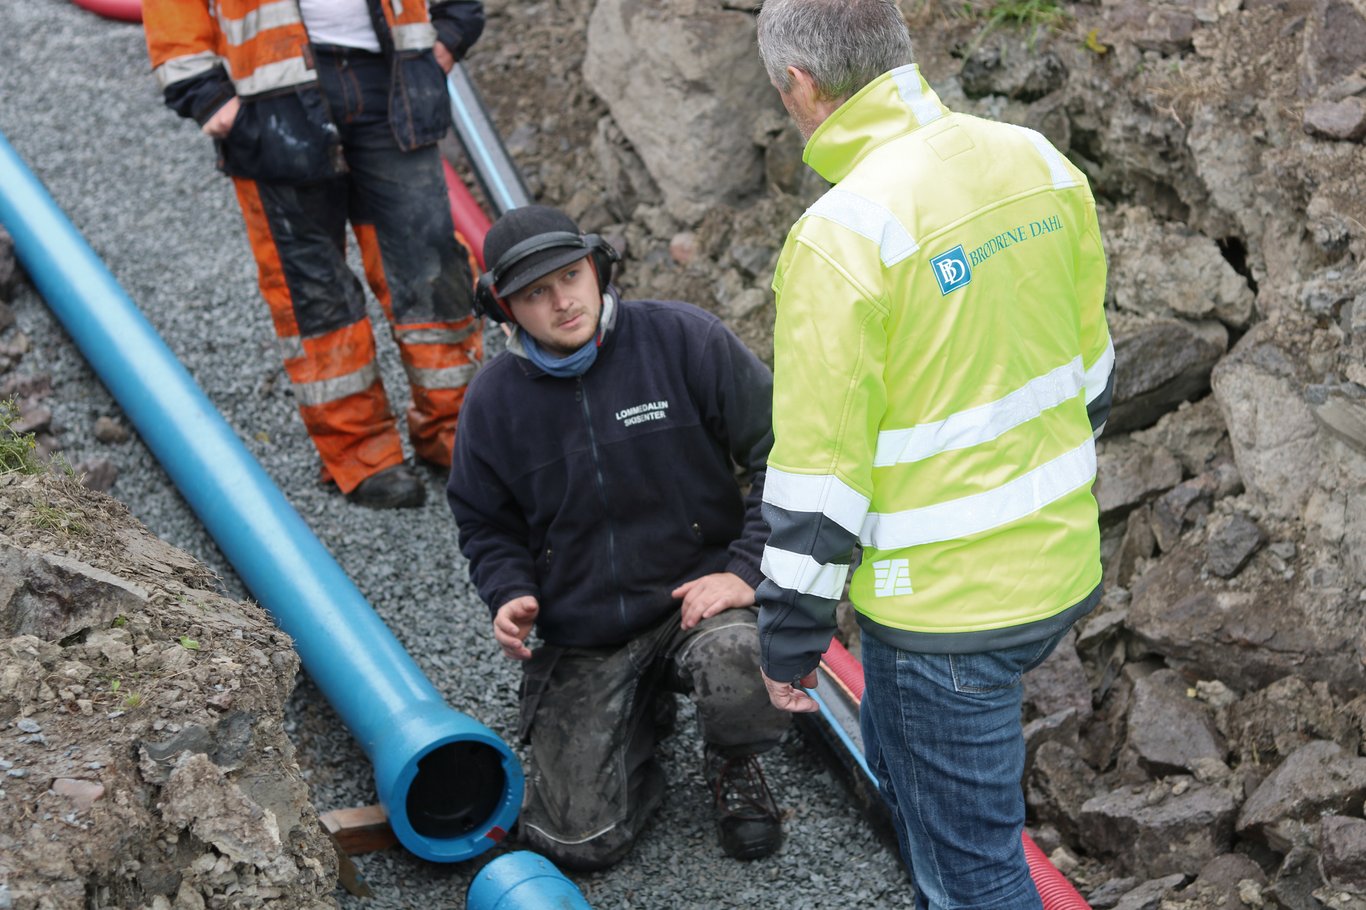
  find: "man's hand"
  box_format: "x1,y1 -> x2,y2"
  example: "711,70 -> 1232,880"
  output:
762,669 -> 820,713
433,41 -> 455,74
201,96 -> 240,138
493,595 -> 539,660
673,572 -> 754,630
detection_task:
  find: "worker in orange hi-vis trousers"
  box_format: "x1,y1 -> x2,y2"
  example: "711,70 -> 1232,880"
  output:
143,0 -> 486,509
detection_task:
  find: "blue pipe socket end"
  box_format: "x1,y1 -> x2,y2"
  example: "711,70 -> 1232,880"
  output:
466,851 -> 593,910
0,129 -> 523,863
372,705 -> 524,861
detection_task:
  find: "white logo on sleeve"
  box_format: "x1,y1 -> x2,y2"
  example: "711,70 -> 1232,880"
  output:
872,559 -> 914,597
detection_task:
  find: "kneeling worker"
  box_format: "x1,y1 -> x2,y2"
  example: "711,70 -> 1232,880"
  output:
446,205 -> 789,870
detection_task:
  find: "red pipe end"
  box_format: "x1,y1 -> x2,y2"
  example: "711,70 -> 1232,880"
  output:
71,0 -> 143,23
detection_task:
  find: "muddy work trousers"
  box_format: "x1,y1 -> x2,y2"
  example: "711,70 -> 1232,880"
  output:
516,607 -> 789,871
232,45 -> 480,494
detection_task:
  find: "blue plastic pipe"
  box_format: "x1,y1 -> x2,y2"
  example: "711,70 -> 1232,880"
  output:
0,129 -> 523,863
467,852 -> 593,910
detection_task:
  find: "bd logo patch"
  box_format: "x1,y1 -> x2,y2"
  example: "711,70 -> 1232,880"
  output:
930,245 -> 972,295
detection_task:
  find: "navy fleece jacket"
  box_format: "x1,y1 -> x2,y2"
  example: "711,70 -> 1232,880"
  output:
447,297 -> 773,648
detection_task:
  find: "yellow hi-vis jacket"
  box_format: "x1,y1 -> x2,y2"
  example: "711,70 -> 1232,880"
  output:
757,65 -> 1114,683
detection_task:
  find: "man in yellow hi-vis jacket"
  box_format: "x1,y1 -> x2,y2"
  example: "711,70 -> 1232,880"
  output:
754,1 -> 1113,907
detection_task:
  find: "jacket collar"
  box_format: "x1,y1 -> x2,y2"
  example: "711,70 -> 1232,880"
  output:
803,64 -> 950,184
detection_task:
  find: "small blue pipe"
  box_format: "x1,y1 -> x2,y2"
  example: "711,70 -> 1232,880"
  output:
0,129 -> 523,862
467,852 -> 593,910
447,63 -> 532,218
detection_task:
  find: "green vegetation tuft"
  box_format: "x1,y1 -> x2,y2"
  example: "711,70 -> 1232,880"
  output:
0,399 -> 44,475
976,0 -> 1067,30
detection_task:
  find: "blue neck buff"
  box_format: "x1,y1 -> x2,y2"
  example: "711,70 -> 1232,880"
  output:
515,290 -> 618,378
520,331 -> 599,377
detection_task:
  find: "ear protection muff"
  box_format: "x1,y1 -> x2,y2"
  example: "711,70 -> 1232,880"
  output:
474,231 -> 621,324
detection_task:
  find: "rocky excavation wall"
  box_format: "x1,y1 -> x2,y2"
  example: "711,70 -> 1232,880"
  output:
2,0 -> 1365,908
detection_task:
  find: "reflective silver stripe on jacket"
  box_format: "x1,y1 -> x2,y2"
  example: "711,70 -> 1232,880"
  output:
394,323 -> 479,346
761,547 -> 849,601
1010,124 -> 1079,190
153,51 -> 222,90
805,188 -> 919,268
392,22 -> 437,52
860,439 -> 1097,550
234,56 -> 314,97
1084,338 -> 1115,403
404,363 -> 476,390
890,65 -> 944,126
217,0 -> 303,47
873,357 -> 1087,468
292,363 -> 380,407
763,467 -> 869,536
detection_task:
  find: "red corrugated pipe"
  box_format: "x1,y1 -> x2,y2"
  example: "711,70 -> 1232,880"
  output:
819,639 -> 1091,910
71,0 -> 142,23
443,159 -> 491,270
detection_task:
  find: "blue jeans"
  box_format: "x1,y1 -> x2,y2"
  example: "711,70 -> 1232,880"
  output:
860,629 -> 1068,910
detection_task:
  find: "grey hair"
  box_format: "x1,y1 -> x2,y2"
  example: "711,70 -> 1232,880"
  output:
757,0 -> 914,101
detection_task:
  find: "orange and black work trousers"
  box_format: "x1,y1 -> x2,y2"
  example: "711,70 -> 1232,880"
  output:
232,45 -> 480,494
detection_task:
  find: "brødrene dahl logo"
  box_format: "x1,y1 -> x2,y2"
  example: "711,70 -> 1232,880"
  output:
929,245 -> 972,295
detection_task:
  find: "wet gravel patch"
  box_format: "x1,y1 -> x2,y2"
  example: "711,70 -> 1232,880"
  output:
0,1 -> 911,906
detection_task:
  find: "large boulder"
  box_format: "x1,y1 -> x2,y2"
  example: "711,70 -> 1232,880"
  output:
583,0 -> 782,223
1079,777 -> 1241,879
1211,325 -> 1322,519
1127,547 -> 1366,695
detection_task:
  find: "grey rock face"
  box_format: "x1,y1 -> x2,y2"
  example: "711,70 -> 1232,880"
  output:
1079,778 -> 1240,878
1095,438 -> 1184,519
1124,669 -> 1227,777
0,542 -> 147,640
1128,548 -> 1366,694
1304,98 -> 1366,142
1110,314 -> 1228,433
1204,512 -> 1266,578
1319,814 -> 1366,893
1237,741 -> 1366,849
1212,328 -> 1323,520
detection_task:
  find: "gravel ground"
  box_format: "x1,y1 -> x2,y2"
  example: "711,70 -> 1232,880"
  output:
0,1 -> 912,907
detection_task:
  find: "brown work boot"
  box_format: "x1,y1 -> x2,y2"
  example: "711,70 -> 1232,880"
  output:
345,464 -> 426,509
705,747 -> 782,860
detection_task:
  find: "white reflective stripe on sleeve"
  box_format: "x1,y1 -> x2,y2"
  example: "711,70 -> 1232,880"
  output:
1010,125 -> 1077,190
392,22 -> 437,51
861,438 -> 1096,549
218,0 -> 302,46
1084,337 -> 1115,404
292,363 -> 380,407
234,56 -> 314,96
874,357 -> 1085,467
889,64 -> 944,127
761,546 -> 850,600
763,467 -> 871,537
153,51 -> 222,90
806,188 -> 919,268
